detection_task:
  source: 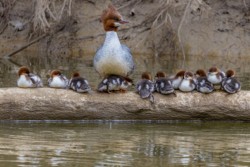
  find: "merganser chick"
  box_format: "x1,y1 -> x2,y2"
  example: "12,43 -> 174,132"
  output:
207,67 -> 226,85
171,70 -> 185,89
17,66 -> 43,88
179,71 -> 196,92
93,4 -> 134,78
48,70 -> 69,88
195,69 -> 214,93
69,72 -> 91,93
136,72 -> 155,103
221,70 -> 241,94
98,75 -> 133,93
155,71 -> 175,95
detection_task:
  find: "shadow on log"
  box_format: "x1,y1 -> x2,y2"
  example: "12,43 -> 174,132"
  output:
0,88 -> 249,121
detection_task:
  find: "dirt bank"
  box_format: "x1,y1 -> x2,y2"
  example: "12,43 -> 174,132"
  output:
0,88 -> 249,120
0,0 -> 250,58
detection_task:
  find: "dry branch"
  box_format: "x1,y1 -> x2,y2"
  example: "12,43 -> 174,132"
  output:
178,0 -> 192,68
3,34 -> 48,59
32,0 -> 73,33
243,0 -> 247,9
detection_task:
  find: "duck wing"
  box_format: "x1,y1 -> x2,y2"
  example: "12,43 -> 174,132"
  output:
121,44 -> 135,76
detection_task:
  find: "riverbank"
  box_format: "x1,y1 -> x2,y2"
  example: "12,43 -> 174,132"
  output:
1,0 -> 250,58
0,88 -> 249,121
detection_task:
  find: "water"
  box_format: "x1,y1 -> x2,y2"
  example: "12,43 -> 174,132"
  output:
0,121 -> 249,167
1,52 -> 250,89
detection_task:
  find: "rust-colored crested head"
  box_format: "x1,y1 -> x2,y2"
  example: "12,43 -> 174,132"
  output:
155,71 -> 166,78
72,72 -> 80,78
195,69 -> 207,77
184,71 -> 193,79
50,70 -> 62,77
209,67 -> 219,73
123,76 -> 133,84
175,70 -> 185,78
18,66 -> 30,76
141,72 -> 152,80
100,4 -> 128,31
226,69 -> 235,77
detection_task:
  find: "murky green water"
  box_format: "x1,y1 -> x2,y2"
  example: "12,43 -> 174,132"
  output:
0,121 -> 249,167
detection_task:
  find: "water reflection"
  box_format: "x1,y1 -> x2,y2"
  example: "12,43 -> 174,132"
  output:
0,52 -> 250,89
1,122 -> 249,166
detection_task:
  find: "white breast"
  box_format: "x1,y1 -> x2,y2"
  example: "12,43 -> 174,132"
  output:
94,31 -> 130,76
172,78 -> 182,89
17,75 -> 33,87
207,74 -> 221,84
179,79 -> 195,92
49,76 -> 67,88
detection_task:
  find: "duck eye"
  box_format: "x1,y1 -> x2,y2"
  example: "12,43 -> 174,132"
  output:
114,18 -> 120,21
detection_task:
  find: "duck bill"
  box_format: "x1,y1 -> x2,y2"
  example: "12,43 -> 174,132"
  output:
119,20 -> 129,24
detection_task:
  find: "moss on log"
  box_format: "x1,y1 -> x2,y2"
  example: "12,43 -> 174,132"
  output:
0,88 -> 249,121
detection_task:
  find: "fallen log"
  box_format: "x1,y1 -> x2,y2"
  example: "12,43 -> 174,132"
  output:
0,88 -> 249,121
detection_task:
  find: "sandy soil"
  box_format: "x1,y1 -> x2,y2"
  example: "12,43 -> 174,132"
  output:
0,0 -> 250,58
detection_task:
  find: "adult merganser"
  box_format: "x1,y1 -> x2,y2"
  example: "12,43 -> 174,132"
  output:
221,70 -> 241,94
93,4 -> 134,78
97,74 -> 133,93
69,72 -> 91,93
195,69 -> 214,93
171,70 -> 185,89
17,66 -> 43,88
179,71 -> 196,92
207,67 -> 225,85
136,72 -> 155,103
48,70 -> 69,88
155,71 -> 175,95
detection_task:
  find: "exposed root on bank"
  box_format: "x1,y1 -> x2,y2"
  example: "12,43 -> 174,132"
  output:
133,0 -> 209,65
31,0 -> 73,35
178,0 -> 192,69
0,0 -> 16,34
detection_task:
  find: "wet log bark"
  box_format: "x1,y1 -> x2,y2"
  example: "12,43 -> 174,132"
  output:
0,88 -> 249,121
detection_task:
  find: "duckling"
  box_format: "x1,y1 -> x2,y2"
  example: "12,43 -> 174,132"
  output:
48,70 -> 69,88
17,66 -> 43,88
207,67 -> 226,85
221,70 -> 241,94
171,70 -> 185,89
136,72 -> 155,103
195,69 -> 214,93
179,71 -> 196,92
98,75 -> 133,93
155,71 -> 175,95
69,72 -> 91,93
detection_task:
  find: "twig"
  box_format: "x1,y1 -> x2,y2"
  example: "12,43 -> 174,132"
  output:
0,57 -> 22,68
77,33 -> 105,41
151,8 -> 167,29
243,0 -> 247,9
68,0 -> 72,16
3,33 -> 48,59
76,23 -> 146,41
59,0 -> 67,20
178,0 -> 192,69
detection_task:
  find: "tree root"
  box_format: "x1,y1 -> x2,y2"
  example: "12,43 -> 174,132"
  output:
178,0 -> 192,69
